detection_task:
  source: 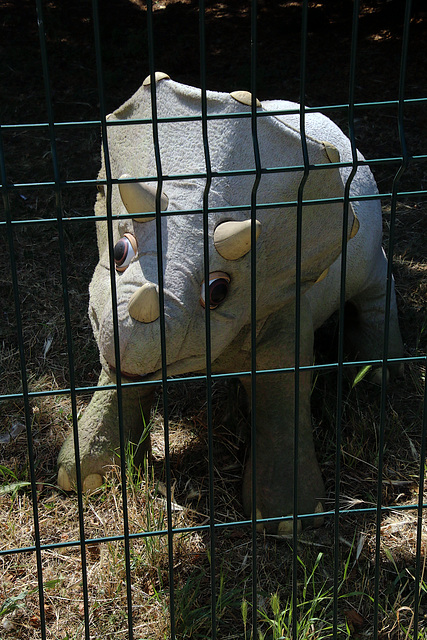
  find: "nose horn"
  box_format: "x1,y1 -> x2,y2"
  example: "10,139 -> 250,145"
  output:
128,282 -> 160,323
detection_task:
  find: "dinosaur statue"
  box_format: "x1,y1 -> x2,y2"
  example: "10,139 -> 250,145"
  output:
57,73 -> 403,534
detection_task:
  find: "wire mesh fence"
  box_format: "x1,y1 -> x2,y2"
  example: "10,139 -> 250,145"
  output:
1,0 -> 426,638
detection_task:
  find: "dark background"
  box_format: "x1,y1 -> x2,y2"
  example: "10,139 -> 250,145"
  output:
1,0 -> 426,387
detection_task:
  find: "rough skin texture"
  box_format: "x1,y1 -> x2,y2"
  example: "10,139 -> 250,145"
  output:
57,75 -> 403,532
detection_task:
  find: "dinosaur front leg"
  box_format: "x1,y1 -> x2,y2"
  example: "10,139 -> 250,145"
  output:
57,369 -> 155,492
240,300 -> 325,533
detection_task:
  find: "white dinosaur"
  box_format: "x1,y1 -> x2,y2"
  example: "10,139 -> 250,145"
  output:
57,73 -> 403,534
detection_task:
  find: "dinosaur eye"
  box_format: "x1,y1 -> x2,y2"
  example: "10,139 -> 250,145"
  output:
114,233 -> 137,272
200,272 -> 230,309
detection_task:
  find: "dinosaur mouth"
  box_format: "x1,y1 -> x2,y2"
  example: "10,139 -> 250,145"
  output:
108,365 -> 156,382
107,355 -> 207,383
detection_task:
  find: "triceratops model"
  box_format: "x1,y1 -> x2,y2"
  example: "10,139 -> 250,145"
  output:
58,73 -> 403,533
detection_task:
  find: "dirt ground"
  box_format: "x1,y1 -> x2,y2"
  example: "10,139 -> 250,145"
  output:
0,1 -> 426,638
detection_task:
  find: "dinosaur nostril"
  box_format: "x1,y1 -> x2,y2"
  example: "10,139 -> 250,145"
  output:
128,282 -> 160,323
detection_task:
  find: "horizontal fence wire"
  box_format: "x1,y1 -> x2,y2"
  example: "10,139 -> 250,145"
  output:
3,500 -> 427,559
3,96 -> 427,132
3,153 -> 427,190
1,0 -> 426,639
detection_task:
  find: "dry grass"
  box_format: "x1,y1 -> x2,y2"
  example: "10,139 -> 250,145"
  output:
1,368 -> 427,638
0,384 -> 247,639
1,0 -> 427,638
0,464 -> 203,638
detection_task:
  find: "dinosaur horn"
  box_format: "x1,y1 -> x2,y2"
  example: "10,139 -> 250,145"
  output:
119,174 -> 168,222
128,282 -> 160,324
214,219 -> 262,260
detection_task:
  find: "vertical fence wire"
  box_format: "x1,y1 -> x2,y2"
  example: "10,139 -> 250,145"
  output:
145,3 -> 177,637
293,2 -> 310,636
373,2 -> 412,637
91,2 -> 135,636
414,372 -> 427,639
37,1 -> 95,636
198,3 -> 218,638
249,0 -> 262,635
333,0 -> 361,634
0,131 -> 47,640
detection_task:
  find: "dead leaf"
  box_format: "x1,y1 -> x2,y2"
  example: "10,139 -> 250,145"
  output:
87,543 -> 101,561
344,609 -> 364,632
44,604 -> 55,620
29,614 -> 41,628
